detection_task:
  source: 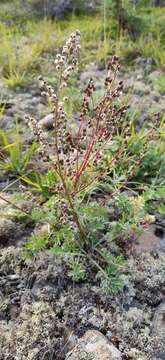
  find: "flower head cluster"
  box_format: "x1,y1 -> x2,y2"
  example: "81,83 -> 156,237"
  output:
26,31 -> 130,194
26,32 -> 160,205
24,31 -> 161,241
54,30 -> 81,88
25,114 -> 49,161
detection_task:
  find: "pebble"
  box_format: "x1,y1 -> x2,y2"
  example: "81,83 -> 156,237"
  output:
7,274 -> 20,281
39,113 -> 54,130
134,224 -> 165,254
65,330 -> 122,360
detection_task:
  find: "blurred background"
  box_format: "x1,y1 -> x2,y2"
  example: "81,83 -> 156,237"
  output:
0,0 -> 164,87
0,0 -> 164,133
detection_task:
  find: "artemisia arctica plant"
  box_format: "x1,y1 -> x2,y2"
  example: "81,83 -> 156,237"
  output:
25,30 -> 160,246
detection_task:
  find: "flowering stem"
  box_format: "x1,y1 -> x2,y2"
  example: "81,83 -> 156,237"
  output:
75,138 -> 95,184
53,100 -> 86,244
60,174 -> 86,244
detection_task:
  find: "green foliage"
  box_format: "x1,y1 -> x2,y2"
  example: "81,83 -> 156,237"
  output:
22,170 -> 60,200
142,185 -> 165,215
0,4 -> 165,89
97,250 -> 124,294
135,142 -> 165,183
0,128 -> 37,175
108,193 -> 145,241
25,197 -> 124,291
24,233 -> 50,258
76,202 -> 110,248
68,256 -> 86,282
102,119 -> 165,190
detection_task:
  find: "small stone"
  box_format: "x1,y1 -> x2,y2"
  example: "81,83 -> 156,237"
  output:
39,113 -> 54,130
134,225 -> 165,254
7,274 -> 20,281
136,74 -> 143,81
0,217 -> 17,247
0,115 -> 13,129
65,330 -> 122,360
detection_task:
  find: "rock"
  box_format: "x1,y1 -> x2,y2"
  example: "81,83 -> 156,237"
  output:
134,225 -> 165,254
0,115 -> 13,129
65,330 -> 122,360
0,217 -> 18,247
39,113 -> 54,130
7,274 -> 20,281
151,302 -> 165,359
136,74 -> 143,81
152,302 -> 165,335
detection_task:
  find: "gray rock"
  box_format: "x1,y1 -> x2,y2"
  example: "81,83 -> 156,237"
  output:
65,330 -> 122,360
152,302 -> 165,337
136,74 -> 143,81
0,115 -> 13,129
39,113 -> 54,130
0,217 -> 17,247
134,224 -> 165,254
7,274 -> 20,281
152,303 -> 165,359
5,108 -> 15,117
